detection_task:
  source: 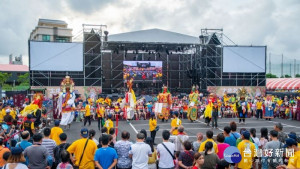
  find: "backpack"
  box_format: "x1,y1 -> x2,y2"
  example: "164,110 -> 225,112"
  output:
54,143 -> 69,164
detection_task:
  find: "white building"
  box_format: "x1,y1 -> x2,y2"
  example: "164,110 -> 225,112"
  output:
29,19 -> 72,42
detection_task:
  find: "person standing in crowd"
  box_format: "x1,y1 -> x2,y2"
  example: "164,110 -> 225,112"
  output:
236,130 -> 255,169
178,141 -> 195,169
265,130 -> 284,169
249,128 -> 260,148
129,133 -> 152,169
223,126 -> 236,147
170,112 -> 182,135
24,133 -> 51,169
157,130 -> 175,169
174,126 -> 189,152
216,133 -> 230,160
56,150 -> 73,169
94,134 -> 118,169
198,130 -> 218,154
22,114 -> 35,137
149,113 -> 157,144
115,131 -> 133,169
67,128 -> 97,168
200,141 -> 220,169
96,103 -> 105,131
259,127 -> 269,169
256,97 -> 263,119
211,101 -> 219,129
277,138 -> 300,169
16,131 -> 32,165
274,122 -> 288,143
50,120 -> 64,145
41,127 -> 57,162
146,137 -> 157,169
216,160 -> 230,169
0,138 -> 10,168
84,101 -> 92,126
105,114 -> 114,134
88,129 -> 99,145
192,152 -> 205,169
192,132 -> 203,152
2,147 -> 28,169
229,121 -> 240,142
53,133 -> 71,167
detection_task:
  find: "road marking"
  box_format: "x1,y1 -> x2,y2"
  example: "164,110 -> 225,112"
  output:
129,122 -> 138,134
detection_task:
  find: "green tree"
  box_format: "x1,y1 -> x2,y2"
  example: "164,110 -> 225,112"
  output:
266,73 -> 278,78
296,74 -> 300,78
17,72 -> 29,85
0,72 -> 11,86
284,74 -> 292,78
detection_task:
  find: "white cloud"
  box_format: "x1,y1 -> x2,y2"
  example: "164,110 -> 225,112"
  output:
0,0 -> 299,68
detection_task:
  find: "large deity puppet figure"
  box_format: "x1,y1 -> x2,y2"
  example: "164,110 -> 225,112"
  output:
264,94 -> 274,121
157,85 -> 172,122
204,93 -> 216,126
21,92 -> 44,116
56,76 -> 76,129
121,78 -> 136,120
188,85 -> 199,122
21,92 -> 44,128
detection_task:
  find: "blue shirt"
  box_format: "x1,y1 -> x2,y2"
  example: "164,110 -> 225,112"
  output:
17,140 -> 33,165
224,134 -> 237,147
94,147 -> 118,169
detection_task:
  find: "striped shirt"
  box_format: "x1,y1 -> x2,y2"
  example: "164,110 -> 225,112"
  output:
42,138 -> 57,159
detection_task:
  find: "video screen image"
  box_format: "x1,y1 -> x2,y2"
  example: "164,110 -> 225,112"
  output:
123,61 -> 162,82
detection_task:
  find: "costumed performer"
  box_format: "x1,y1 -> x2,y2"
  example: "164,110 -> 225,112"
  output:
204,93 -> 215,126
121,78 -> 136,120
187,85 -> 199,122
56,76 -> 75,129
157,85 -> 172,122
264,95 -> 274,121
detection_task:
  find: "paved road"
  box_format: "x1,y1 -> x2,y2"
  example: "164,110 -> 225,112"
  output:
63,117 -> 300,144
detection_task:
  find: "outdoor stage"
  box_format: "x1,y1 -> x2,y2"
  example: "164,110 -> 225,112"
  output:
64,117 -> 300,143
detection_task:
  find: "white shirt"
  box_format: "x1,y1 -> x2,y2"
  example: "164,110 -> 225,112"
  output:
157,142 -> 175,168
129,142 -> 152,169
3,163 -> 28,169
170,134 -> 189,152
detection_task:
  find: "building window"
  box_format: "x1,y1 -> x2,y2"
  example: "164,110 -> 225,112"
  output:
55,36 -> 69,42
42,35 -> 50,41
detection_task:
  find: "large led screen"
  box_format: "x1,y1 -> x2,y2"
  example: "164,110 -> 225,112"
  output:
123,61 -> 162,82
30,41 -> 83,71
223,46 -> 266,73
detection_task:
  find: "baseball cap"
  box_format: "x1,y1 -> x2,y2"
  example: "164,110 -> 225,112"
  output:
284,138 -> 298,148
107,114 -> 112,118
288,132 -> 297,140
54,120 -> 60,126
80,128 -> 89,138
242,130 -> 250,139
150,112 -> 155,116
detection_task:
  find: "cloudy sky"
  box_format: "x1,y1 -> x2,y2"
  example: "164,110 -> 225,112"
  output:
0,0 -> 299,70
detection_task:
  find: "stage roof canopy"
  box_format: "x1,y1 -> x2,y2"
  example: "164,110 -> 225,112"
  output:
266,78 -> 300,90
108,28 -> 199,44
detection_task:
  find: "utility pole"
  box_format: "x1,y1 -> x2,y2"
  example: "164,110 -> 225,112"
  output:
290,62 -> 292,77
294,59 -> 296,77
269,53 -> 271,74
281,54 -> 283,78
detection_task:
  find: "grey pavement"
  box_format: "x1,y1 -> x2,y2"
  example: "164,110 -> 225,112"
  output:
63,117 -> 300,144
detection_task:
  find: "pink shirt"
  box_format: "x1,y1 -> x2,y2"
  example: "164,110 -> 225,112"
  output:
217,143 -> 230,159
